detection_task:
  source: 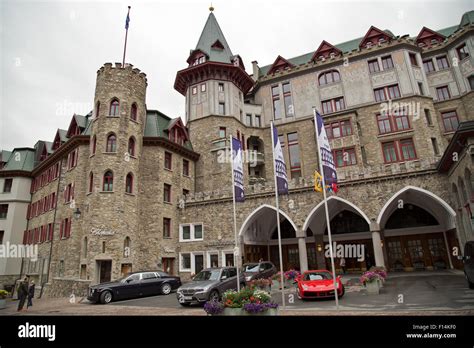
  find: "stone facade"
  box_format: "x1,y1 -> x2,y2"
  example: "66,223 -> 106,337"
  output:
2,10 -> 473,296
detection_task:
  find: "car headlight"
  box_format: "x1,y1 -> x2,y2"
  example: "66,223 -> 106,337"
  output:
245,276 -> 252,281
194,288 -> 204,293
302,285 -> 308,290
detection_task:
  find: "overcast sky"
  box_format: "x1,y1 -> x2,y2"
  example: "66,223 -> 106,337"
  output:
0,0 -> 472,150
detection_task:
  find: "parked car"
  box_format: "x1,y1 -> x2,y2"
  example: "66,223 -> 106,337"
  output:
88,271 -> 181,304
295,270 -> 344,300
459,241 -> 474,289
176,267 -> 245,306
242,261 -> 277,282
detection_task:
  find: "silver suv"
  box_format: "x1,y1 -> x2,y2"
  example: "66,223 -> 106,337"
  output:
176,267 -> 245,306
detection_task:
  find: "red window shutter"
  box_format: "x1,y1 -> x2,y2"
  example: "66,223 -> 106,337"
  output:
52,192 -> 56,208
64,186 -> 68,203
68,218 -> 72,237
27,204 -> 31,219
23,230 -> 27,244
59,221 -> 63,239
71,183 -> 75,200
48,224 -> 53,241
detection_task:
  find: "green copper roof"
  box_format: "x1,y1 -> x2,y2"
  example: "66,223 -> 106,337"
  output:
2,148 -> 35,171
460,10 -> 474,28
74,114 -> 88,129
1,150 -> 12,164
144,109 -> 193,150
258,11 -> 473,78
58,129 -> 68,142
194,12 -> 234,64
258,31 -> 393,77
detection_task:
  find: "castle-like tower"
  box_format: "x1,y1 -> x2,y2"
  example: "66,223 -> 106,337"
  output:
175,11 -> 256,193
83,62 -> 148,281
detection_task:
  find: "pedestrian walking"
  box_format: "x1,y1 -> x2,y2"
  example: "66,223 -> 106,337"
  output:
340,257 -> 346,275
17,277 -> 29,312
27,280 -> 35,309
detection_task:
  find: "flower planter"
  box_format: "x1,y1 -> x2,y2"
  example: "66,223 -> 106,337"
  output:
219,308 -> 278,316
365,281 -> 380,295
0,299 -> 6,310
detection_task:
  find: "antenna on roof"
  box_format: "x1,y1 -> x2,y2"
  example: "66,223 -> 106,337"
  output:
209,2 -> 214,11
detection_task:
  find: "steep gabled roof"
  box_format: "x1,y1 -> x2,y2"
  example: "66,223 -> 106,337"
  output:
144,109 -> 193,150
266,55 -> 295,75
415,26 -> 446,45
191,12 -> 234,64
359,25 -> 393,48
311,40 -> 343,61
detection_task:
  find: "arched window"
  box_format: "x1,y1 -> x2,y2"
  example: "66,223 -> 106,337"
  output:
103,171 -> 113,192
82,237 -> 88,258
125,173 -> 133,194
124,237 -> 131,257
109,99 -> 120,116
130,103 -> 138,121
128,137 -> 135,156
318,70 -> 341,86
95,101 -> 100,118
452,183 -> 461,209
88,172 -> 94,193
91,135 -> 96,155
106,133 -> 117,152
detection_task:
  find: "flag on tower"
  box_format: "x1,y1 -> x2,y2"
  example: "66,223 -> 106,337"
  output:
125,9 -> 130,29
272,123 -> 288,195
231,137 -> 245,202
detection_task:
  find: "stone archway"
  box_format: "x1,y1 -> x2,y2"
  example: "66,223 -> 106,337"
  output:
239,204 -> 302,271
377,186 -> 457,271
303,196 -> 375,272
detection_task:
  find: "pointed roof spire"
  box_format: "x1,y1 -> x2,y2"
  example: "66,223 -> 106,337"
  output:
193,11 -> 233,64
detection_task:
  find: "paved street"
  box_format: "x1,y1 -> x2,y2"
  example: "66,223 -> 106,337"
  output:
2,270 -> 473,315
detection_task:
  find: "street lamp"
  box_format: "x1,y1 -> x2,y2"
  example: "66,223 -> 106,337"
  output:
73,207 -> 81,220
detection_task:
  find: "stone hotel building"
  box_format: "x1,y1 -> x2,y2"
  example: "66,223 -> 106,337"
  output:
0,9 -> 473,296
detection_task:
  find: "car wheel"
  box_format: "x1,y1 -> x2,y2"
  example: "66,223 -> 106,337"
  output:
338,285 -> 345,299
161,283 -> 172,295
208,290 -> 220,302
100,290 -> 113,304
466,273 -> 474,289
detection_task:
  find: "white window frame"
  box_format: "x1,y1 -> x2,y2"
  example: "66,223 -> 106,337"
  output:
179,252 -> 192,272
179,252 -> 205,273
221,250 -> 235,267
179,223 -> 204,242
206,251 -> 219,268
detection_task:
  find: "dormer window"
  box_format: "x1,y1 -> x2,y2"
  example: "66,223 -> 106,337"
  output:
366,42 -> 373,49
211,40 -> 225,50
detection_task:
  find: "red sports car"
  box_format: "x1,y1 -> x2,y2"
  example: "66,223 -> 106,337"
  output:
296,270 -> 345,300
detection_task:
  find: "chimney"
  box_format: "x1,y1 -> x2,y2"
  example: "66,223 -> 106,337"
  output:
251,61 -> 259,81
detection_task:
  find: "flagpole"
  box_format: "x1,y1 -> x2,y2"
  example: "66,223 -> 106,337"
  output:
230,135 -> 241,292
313,107 -> 339,309
270,121 -> 286,309
122,6 -> 131,67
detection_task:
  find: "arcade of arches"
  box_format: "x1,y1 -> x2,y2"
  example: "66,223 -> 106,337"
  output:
239,187 -> 463,273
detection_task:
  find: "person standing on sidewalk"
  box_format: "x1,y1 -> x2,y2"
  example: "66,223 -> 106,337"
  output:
17,277 -> 29,312
340,257 -> 346,275
27,280 -> 35,309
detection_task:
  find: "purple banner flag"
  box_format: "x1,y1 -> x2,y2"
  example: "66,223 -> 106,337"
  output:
232,137 -> 245,202
272,123 -> 288,195
314,111 -> 338,185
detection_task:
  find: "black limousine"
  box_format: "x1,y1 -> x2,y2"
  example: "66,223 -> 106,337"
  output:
88,271 -> 181,304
